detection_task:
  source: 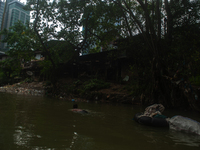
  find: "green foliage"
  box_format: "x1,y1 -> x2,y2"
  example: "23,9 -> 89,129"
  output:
0,66 -> 20,85
39,60 -> 53,80
0,21 -> 36,80
25,0 -> 122,53
47,40 -> 75,64
168,23 -> 200,77
88,40 -> 102,54
83,78 -> 110,91
0,70 -> 3,76
23,77 -> 34,83
0,58 -> 21,78
22,0 -> 200,107
62,79 -> 110,98
0,69 -> 4,79
80,0 -> 122,51
24,1 -> 79,85
189,76 -> 200,86
0,21 -> 37,56
73,80 -> 81,87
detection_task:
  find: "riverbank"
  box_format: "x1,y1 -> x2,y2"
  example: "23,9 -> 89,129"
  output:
1,77 -> 200,112
0,78 -> 138,104
0,81 -> 45,96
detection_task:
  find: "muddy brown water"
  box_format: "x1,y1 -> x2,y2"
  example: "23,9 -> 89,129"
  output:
0,92 -> 200,150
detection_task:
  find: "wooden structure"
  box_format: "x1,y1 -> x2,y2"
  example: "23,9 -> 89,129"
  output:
66,49 -> 135,82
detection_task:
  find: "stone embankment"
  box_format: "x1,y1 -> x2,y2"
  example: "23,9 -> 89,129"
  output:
0,82 -> 45,96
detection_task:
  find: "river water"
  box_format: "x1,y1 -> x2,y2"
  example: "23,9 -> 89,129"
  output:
0,92 -> 200,150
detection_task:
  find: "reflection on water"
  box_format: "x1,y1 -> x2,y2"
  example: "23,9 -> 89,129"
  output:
14,126 -> 42,148
69,132 -> 78,149
168,130 -> 200,147
67,132 -> 95,150
0,92 -> 200,150
14,126 -> 30,146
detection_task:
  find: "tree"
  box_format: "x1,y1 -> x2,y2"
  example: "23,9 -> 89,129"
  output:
25,0 -> 122,78
110,0 -> 200,109
24,0 -> 77,87
55,0 -> 122,53
24,0 -> 200,109
25,0 -> 58,69
0,21 -> 36,78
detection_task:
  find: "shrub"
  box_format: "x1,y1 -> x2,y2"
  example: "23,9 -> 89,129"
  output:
83,79 -> 110,91
189,76 -> 200,86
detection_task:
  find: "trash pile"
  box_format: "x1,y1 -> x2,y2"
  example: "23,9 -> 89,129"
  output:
0,82 -> 45,96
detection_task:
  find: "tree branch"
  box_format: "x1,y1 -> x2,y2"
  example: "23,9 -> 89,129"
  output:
34,0 -> 56,69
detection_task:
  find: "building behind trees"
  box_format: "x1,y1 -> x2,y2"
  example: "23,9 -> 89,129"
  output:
0,0 -> 30,52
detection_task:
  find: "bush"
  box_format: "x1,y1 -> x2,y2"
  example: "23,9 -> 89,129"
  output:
83,79 -> 110,91
0,70 -> 4,79
189,76 -> 200,86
